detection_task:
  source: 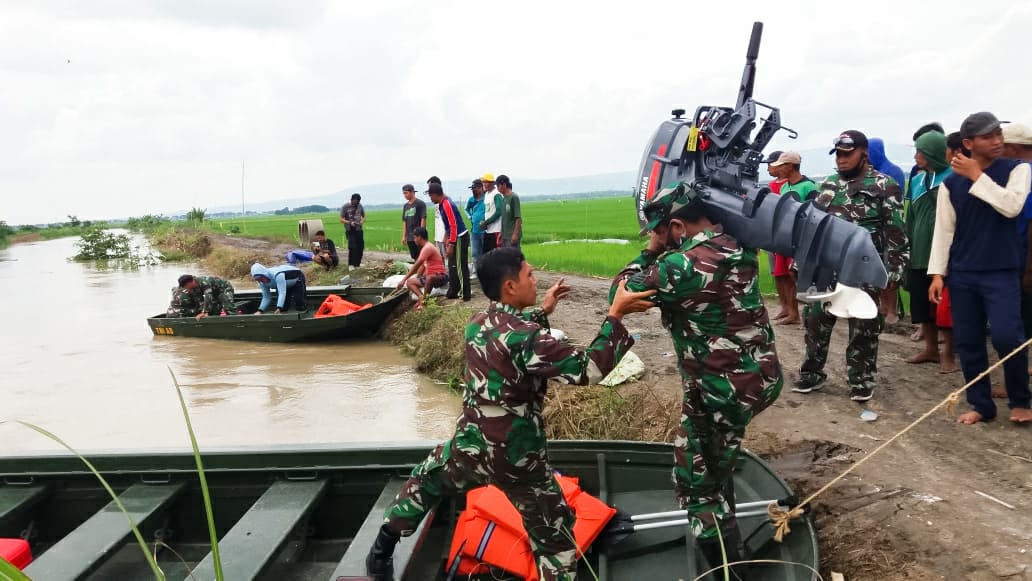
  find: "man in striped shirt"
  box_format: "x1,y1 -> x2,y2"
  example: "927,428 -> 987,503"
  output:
428,182 -> 472,301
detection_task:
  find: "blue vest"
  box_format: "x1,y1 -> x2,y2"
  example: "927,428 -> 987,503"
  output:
945,158 -> 1023,272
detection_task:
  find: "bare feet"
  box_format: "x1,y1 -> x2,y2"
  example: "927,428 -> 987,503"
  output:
771,310 -> 788,321
991,385 -> 1007,399
906,351 -> 939,364
957,411 -> 986,425
884,314 -> 899,326
909,329 -> 923,342
776,317 -> 801,325
938,361 -> 959,374
1011,408 -> 1032,423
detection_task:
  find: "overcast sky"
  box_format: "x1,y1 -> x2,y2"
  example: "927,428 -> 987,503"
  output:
3,1 -> 1031,224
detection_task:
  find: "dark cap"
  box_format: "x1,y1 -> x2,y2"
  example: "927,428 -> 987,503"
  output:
829,130 -> 868,154
351,193 -> 361,201
960,112 -> 1006,139
402,184 -> 415,192
762,150 -> 783,164
468,178 -> 483,190
426,182 -> 444,196
912,122 -> 944,142
426,175 -> 442,185
177,274 -> 195,287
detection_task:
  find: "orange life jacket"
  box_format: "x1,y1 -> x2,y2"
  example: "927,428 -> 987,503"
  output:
0,538 -> 32,569
313,294 -> 371,318
445,474 -> 615,580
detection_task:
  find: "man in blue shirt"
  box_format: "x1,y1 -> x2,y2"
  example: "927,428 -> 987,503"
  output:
465,178 -> 485,273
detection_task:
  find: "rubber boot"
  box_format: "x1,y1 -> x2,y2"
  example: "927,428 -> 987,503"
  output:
365,525 -> 400,580
697,526 -> 745,580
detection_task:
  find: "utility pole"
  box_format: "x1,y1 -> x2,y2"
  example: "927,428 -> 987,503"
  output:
241,160 -> 246,215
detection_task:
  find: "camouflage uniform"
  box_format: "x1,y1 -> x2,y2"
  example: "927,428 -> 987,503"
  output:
383,302 -> 633,580
799,166 -> 908,393
613,191 -> 783,540
165,276 -> 236,317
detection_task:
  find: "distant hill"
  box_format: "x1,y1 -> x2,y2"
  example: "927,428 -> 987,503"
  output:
201,171 -> 638,215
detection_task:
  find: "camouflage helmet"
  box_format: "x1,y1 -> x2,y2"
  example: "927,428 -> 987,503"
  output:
640,182 -> 703,235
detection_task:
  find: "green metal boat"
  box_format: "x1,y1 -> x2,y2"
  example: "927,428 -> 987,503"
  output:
146,285 -> 408,342
0,441 -> 818,580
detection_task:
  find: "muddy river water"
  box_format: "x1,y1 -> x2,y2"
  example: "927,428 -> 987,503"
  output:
0,236 -> 461,454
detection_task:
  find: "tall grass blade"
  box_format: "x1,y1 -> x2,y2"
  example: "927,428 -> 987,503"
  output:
167,367 -> 224,581
2,420 -> 165,580
0,556 -> 31,581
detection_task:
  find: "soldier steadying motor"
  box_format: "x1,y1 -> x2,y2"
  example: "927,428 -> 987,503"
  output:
613,184 -> 783,566
166,274 -> 236,320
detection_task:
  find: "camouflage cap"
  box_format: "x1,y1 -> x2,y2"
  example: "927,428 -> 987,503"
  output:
640,182 -> 702,235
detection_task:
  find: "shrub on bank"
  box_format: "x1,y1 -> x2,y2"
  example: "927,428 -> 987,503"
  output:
205,246 -> 279,280
151,227 -> 212,259
386,300 -> 680,442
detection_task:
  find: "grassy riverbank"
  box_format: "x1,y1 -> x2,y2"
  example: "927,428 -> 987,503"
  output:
199,197 -> 778,291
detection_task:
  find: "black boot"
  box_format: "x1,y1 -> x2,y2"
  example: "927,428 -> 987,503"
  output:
697,526 -> 745,580
365,525 -> 400,580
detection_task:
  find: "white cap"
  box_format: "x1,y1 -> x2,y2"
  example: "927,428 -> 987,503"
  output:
770,151 -> 802,167
1003,123 -> 1032,145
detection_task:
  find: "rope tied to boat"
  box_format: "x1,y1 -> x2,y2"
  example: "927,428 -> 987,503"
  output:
768,335 -> 1032,542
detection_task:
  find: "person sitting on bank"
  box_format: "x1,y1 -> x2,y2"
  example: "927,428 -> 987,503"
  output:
250,263 -> 307,315
168,274 -> 236,320
366,247 -> 656,581
396,227 -> 447,310
309,230 -> 339,271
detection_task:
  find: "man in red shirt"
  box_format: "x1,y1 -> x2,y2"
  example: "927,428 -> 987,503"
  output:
397,227 -> 447,310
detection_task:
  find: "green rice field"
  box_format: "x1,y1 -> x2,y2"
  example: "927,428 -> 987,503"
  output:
207,196 -> 779,293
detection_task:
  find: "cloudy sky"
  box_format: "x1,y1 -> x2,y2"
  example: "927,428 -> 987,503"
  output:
3,1 -> 1031,224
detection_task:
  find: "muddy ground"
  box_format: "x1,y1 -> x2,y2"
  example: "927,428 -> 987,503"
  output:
215,237 -> 1031,580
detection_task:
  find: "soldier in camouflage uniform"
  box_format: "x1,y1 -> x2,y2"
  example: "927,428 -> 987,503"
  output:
166,274 -> 236,320
794,130 -> 909,401
611,183 -> 783,563
366,247 -> 655,581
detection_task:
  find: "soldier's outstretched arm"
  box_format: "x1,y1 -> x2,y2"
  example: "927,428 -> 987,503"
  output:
525,282 -> 654,385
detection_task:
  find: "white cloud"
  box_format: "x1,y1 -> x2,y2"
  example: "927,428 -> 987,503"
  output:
2,0 -> 1030,223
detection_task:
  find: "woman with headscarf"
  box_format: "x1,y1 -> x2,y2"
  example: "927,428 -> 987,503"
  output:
905,131 -> 956,372
868,137 -> 908,324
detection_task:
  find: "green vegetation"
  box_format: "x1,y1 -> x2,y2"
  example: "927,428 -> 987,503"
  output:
385,300 -> 472,389
196,197 -> 777,293
0,221 -> 14,248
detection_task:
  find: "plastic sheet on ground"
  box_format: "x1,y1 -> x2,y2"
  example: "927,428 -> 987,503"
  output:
599,350 -> 645,386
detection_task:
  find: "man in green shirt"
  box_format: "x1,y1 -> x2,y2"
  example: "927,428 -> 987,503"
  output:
498,174 -> 523,248
768,151 -> 816,324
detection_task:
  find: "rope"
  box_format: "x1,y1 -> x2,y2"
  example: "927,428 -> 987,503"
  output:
768,335 -> 1032,542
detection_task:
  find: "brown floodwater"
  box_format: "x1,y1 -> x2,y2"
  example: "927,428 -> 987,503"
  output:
0,236 -> 461,454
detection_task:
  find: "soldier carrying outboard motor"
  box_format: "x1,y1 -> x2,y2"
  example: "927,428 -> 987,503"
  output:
614,21 -> 895,574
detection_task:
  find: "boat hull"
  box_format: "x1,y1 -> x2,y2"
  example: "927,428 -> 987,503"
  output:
0,441 -> 818,580
146,285 -> 407,342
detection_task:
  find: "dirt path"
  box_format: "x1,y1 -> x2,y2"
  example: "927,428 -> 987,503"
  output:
218,241 -> 1032,580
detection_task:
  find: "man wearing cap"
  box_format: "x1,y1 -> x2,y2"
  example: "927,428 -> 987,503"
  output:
464,179 -> 485,270
904,131 -> 953,370
1005,124 -> 1032,352
761,150 -> 786,282
479,173 -> 504,253
497,174 -> 523,248
928,112 -> 1032,425
340,193 -> 366,270
428,182 -> 472,301
611,182 -> 782,565
768,151 -> 817,324
401,184 -> 427,261
794,130 -> 908,402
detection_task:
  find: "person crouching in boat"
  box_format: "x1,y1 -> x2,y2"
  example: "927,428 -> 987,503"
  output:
366,247 -> 656,581
250,263 -> 307,315
167,274 -> 236,320
611,183 -> 784,565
